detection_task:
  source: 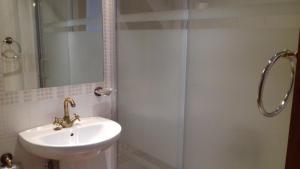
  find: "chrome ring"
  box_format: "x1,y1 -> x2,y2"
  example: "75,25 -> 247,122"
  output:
0,37 -> 22,60
257,50 -> 297,117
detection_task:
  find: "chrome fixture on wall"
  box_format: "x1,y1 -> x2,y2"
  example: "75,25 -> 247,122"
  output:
0,37 -> 22,60
94,87 -> 113,96
257,50 -> 297,117
0,37 -> 23,77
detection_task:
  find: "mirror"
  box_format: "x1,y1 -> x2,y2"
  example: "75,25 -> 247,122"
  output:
0,0 -> 104,92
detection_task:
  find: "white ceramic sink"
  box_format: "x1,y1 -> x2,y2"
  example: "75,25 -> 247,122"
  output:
19,117 -> 121,160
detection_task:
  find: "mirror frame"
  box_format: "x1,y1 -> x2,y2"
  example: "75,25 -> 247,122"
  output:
0,0 -> 116,108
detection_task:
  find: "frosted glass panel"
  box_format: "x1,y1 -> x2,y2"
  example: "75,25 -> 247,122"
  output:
68,32 -> 103,84
184,1 -> 300,169
117,0 -> 187,169
38,0 -> 103,87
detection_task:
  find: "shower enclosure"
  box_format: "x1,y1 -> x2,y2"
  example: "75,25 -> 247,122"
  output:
116,0 -> 300,169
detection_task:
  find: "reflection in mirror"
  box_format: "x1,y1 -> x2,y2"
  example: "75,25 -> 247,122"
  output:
0,0 -> 104,92
0,0 -> 39,91
38,0 -> 104,88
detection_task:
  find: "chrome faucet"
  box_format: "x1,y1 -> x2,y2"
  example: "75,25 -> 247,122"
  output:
53,97 -> 80,129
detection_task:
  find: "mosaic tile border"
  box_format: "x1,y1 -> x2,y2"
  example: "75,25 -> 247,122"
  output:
102,0 -> 117,120
0,82 -> 103,105
0,0 -> 115,106
102,0 -> 116,88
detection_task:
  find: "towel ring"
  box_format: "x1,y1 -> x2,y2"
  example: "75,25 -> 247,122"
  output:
257,50 -> 297,117
1,37 -> 22,60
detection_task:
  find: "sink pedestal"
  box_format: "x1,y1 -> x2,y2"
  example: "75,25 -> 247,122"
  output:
59,146 -> 116,169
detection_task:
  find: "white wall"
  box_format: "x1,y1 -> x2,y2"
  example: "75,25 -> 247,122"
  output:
0,1 -> 113,169
0,83 -> 112,169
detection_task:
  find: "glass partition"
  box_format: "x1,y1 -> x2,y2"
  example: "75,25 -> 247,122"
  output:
117,0 -> 300,169
184,0 -> 300,169
117,0 -> 187,169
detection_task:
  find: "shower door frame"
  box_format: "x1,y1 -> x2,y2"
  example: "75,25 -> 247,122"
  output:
285,31 -> 300,169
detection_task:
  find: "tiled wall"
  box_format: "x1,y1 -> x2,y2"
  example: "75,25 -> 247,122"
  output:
0,82 -> 112,169
0,1 -> 116,169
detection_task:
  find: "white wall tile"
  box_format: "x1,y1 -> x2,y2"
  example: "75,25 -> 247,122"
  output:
0,0 -> 116,169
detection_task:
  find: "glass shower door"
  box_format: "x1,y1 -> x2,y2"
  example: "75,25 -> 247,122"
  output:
185,1 -> 300,169
117,0 -> 187,169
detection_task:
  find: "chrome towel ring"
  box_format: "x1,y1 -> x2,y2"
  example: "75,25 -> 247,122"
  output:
257,50 -> 297,117
1,37 -> 22,60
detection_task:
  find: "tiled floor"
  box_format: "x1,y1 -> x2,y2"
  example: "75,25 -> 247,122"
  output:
118,143 -> 175,169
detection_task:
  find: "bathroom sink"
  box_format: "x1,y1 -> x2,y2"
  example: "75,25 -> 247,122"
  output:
18,117 -> 121,160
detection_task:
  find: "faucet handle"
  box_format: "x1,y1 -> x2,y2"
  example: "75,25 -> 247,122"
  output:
53,117 -> 62,125
74,114 -> 80,121
53,117 -> 59,125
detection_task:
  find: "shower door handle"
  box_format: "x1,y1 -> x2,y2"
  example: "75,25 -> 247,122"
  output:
257,50 -> 297,117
